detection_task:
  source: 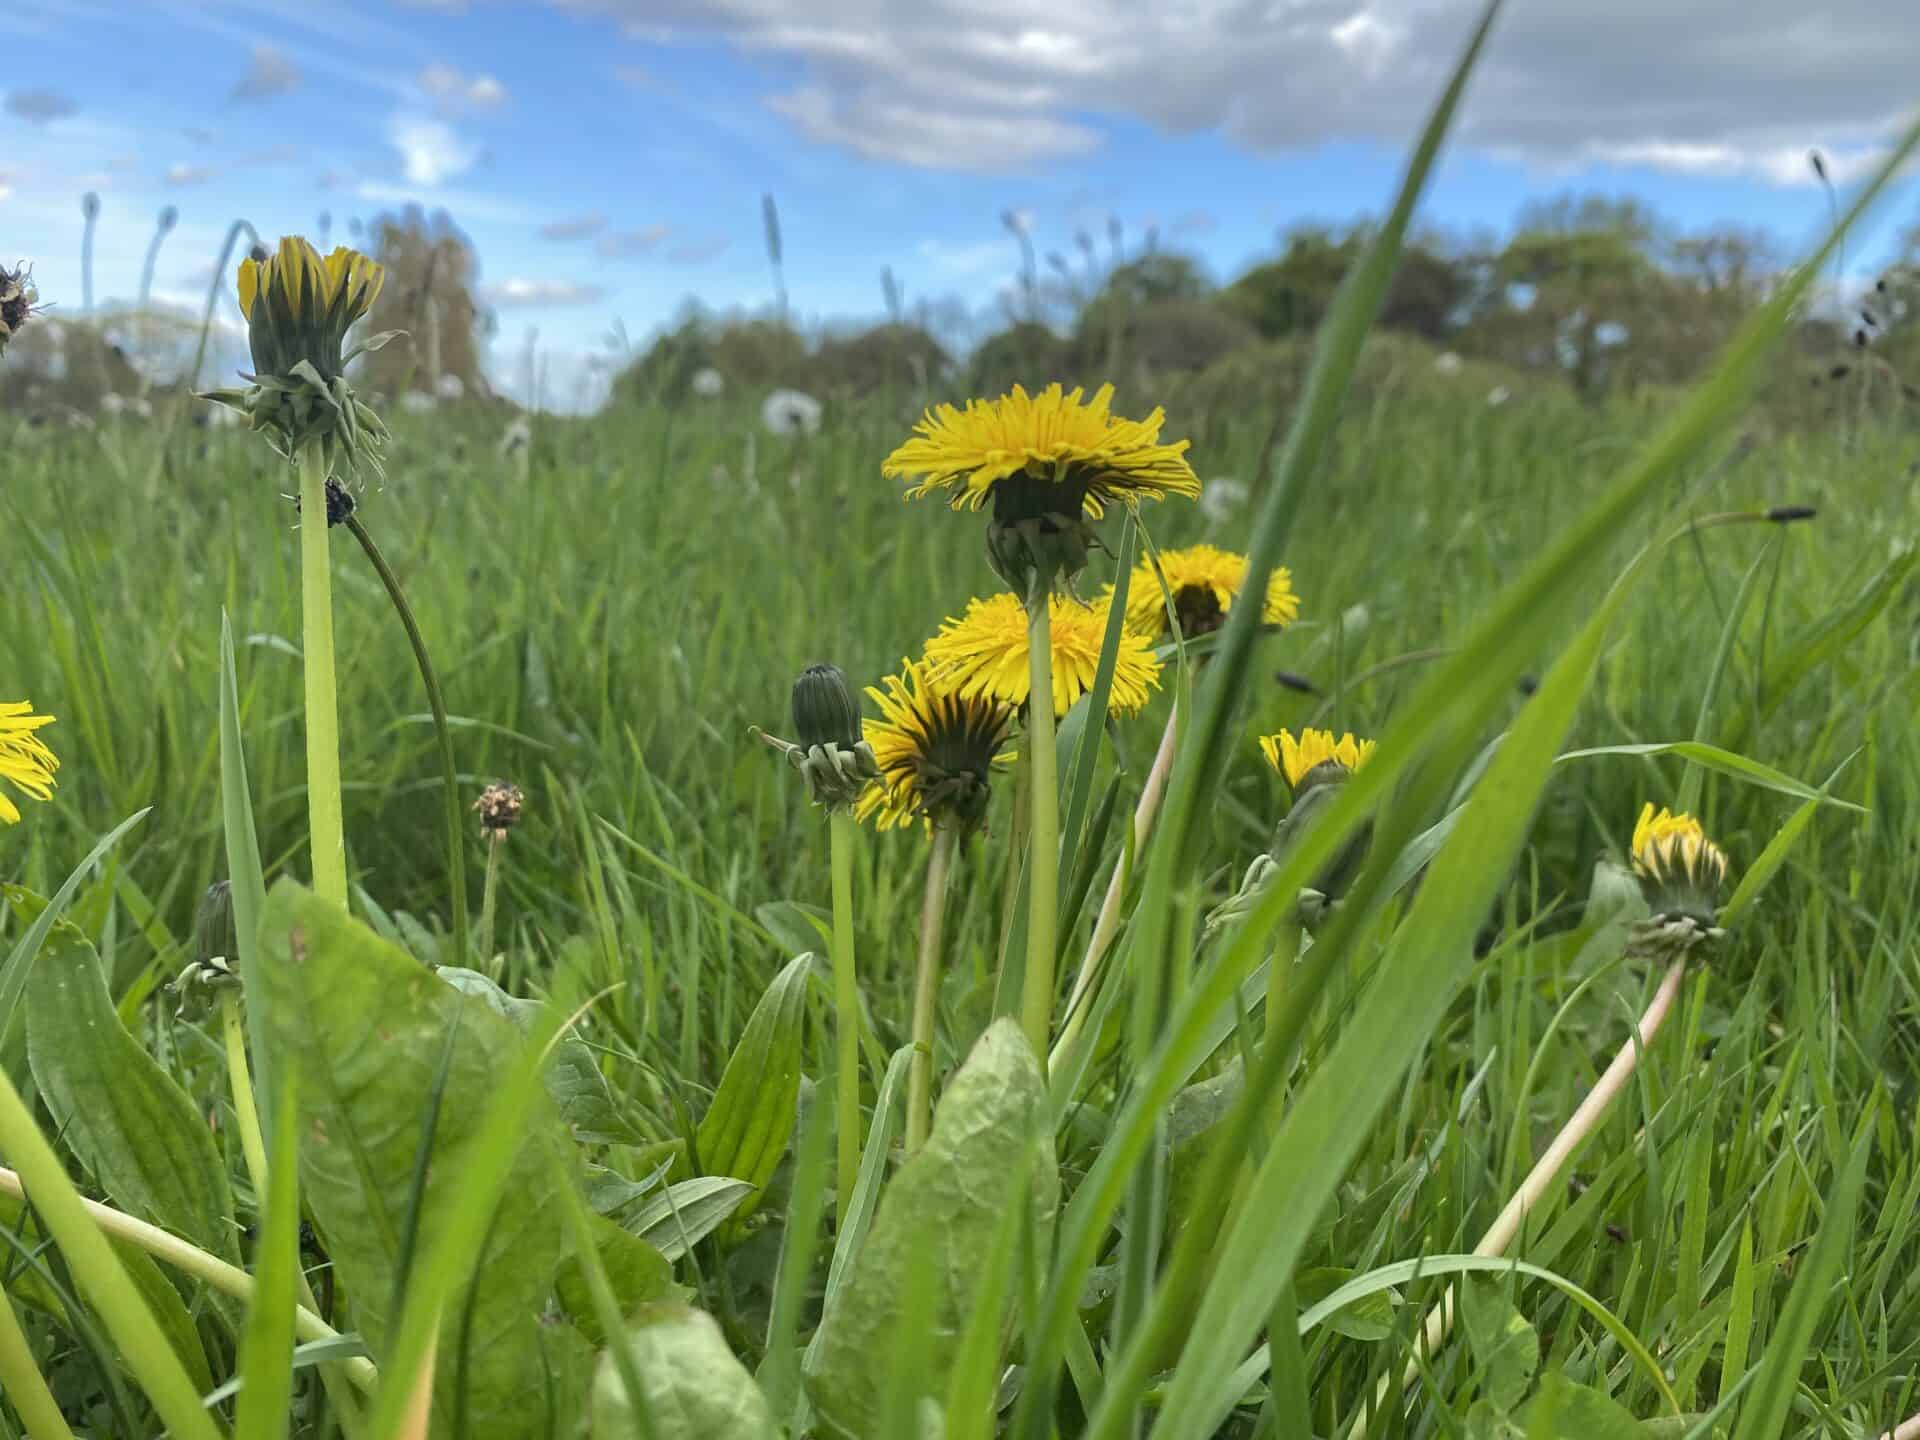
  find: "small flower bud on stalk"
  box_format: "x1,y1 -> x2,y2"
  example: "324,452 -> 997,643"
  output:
752,664 -> 880,813
172,881 -> 240,1017
474,780 -> 525,842
1625,802 -> 1730,962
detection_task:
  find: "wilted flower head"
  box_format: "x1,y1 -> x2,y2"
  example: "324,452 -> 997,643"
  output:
1118,543 -> 1299,640
762,388 -> 822,437
1630,803 -> 1728,924
0,702 -> 58,826
1260,727 -> 1374,793
856,658 -> 1014,834
199,236 -> 398,478
882,382 -> 1200,592
0,263 -> 39,360
475,780 -> 525,841
925,591 -> 1161,720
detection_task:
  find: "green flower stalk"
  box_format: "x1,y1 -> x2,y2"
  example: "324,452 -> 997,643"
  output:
202,237 -> 399,911
756,664 -> 879,1222
474,780 -> 525,978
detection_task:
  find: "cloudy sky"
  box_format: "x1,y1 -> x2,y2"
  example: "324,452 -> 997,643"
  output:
6,0 -> 1918,407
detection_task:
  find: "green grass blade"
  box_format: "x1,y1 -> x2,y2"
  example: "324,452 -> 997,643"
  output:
234,1076 -> 301,1439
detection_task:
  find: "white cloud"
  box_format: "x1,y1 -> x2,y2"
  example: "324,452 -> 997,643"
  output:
388,116 -> 480,185
598,224 -> 671,257
6,89 -> 77,124
165,163 -> 215,186
419,63 -> 508,109
232,45 -> 301,102
571,0 -> 1920,183
482,278 -> 609,306
540,212 -> 609,241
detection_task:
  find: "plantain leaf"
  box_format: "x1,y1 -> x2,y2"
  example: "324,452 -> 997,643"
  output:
696,951 -> 812,1237
438,966 -> 644,1146
257,879 -> 573,1439
21,907 -> 237,1264
555,1211 -> 676,1345
592,1303 -> 777,1440
804,1019 -> 1058,1440
1523,1374 -> 1649,1439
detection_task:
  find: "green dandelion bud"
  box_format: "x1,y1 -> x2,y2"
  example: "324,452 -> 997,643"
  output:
755,665 -> 882,813
171,881 -> 240,1016
198,235 -> 402,483
793,663 -> 862,753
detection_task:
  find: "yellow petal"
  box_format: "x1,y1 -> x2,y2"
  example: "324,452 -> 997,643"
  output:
237,257 -> 259,315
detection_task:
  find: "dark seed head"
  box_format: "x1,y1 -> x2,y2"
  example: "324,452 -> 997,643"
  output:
1766,504 -> 1817,523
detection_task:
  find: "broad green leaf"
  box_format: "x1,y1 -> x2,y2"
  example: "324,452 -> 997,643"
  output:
755,900 -> 832,956
593,1303 -> 777,1440
439,966 -> 645,1145
696,951 -> 811,1235
257,880 -> 570,1439
1462,1277 -> 1539,1413
1523,1374 -> 1647,1439
555,1212 -> 675,1345
805,1020 -> 1058,1440
0,809 -> 150,1077
626,1177 -> 757,1262
22,912 -> 237,1264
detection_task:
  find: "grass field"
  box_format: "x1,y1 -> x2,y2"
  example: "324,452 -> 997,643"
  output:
5,40 -> 1920,1440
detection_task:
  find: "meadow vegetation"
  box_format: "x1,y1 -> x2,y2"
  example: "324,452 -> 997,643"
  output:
3,15 -> 1920,1438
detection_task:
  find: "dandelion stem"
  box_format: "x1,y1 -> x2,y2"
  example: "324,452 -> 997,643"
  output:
828,809 -> 862,1222
1350,954 -> 1688,1438
345,514 -> 468,970
477,835 -> 504,979
1020,595 -> 1061,1070
909,824 -> 956,1152
219,988 -> 270,1198
0,1285 -> 73,1440
1264,919 -> 1303,1047
1053,697 -> 1181,1068
0,1163 -> 378,1393
298,445 -> 350,909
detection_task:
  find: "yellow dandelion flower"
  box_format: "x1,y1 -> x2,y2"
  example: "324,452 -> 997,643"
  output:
1630,803 -> 1729,897
203,236 -> 396,477
883,383 -> 1200,590
924,592 -> 1162,719
1259,727 -> 1375,790
0,702 -> 59,825
856,659 -> 1015,833
1118,543 -> 1300,639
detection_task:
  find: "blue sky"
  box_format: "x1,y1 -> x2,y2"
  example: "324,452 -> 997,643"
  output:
7,0 -> 1917,409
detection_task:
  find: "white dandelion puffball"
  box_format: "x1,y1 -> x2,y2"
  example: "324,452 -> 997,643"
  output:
761,388 -> 822,437
1200,477 -> 1249,524
498,416 -> 532,458
1486,385 -> 1511,408
1434,351 -> 1462,374
691,366 -> 725,399
435,373 -> 466,401
401,390 -> 437,415
100,392 -> 127,416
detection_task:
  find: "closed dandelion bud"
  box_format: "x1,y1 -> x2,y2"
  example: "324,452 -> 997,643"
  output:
172,881 -> 240,1015
793,664 -> 861,752
756,666 -> 882,813
1628,803 -> 1729,933
195,880 -> 239,969
197,236 -> 401,482
1259,728 -> 1376,914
